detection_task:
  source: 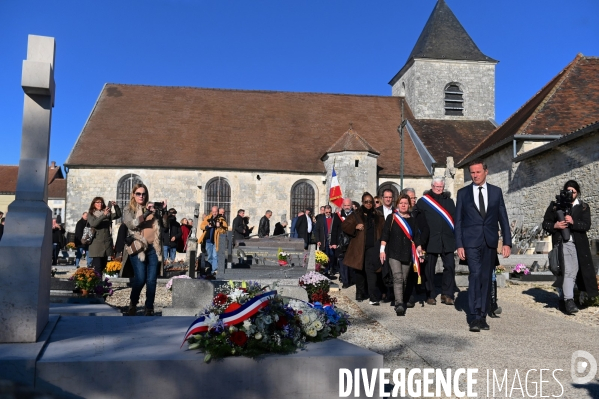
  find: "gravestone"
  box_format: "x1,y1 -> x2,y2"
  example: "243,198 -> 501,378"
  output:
0,35 -> 55,343
162,278 -> 215,316
233,236 -> 306,267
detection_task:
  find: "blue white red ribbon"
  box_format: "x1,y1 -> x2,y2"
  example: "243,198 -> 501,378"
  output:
392,211 -> 421,284
421,194 -> 454,231
183,290 -> 276,344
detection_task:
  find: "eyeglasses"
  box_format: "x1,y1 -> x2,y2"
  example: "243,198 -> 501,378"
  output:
94,201 -> 103,204
363,200 -> 373,204
134,192 -> 147,197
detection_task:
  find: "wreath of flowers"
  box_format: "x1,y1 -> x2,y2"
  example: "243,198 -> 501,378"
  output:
184,280 -> 349,362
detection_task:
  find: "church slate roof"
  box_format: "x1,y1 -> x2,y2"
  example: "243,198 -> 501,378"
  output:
458,54 -> 599,166
66,84 -> 431,177
389,0 -> 496,86
324,127 -> 380,156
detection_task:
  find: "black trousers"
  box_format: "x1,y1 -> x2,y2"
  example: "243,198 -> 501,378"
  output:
424,252 -> 456,299
92,256 -> 108,276
364,247 -> 384,302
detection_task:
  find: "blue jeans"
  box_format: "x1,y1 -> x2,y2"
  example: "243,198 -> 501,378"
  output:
206,241 -> 218,272
52,243 -> 60,265
163,246 -> 176,262
129,246 -> 158,310
75,247 -> 84,267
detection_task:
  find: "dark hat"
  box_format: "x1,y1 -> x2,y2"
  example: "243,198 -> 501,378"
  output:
168,208 -> 177,214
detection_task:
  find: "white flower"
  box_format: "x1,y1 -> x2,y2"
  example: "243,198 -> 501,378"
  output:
229,288 -> 247,302
229,326 -> 237,332
243,320 -> 252,330
300,314 -> 310,325
205,312 -> 219,329
254,332 -> 262,340
309,311 -> 317,322
311,320 -> 323,331
306,328 -> 317,337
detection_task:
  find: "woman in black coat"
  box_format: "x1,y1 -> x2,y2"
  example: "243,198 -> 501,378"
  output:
542,180 -> 598,315
380,194 -> 422,316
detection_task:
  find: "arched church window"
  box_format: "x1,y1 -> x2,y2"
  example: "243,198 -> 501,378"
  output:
116,174 -> 143,218
290,180 -> 315,218
205,177 -> 231,221
444,83 -> 464,116
377,182 -> 399,202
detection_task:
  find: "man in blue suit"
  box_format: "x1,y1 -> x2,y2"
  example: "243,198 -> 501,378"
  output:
455,159 -> 511,332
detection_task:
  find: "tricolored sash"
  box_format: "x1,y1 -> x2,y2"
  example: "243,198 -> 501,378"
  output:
337,211 -> 346,222
392,211 -> 421,284
421,194 -> 454,231
183,290 -> 276,344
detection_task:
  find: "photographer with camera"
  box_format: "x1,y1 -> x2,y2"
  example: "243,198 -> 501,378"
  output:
162,208 -> 182,266
199,206 -> 228,278
87,197 -> 121,275
542,180 -> 598,315
122,183 -> 167,316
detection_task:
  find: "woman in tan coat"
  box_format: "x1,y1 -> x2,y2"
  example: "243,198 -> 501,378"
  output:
342,192 -> 385,304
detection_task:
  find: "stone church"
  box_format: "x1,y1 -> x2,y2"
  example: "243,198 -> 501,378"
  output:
64,0 -> 499,231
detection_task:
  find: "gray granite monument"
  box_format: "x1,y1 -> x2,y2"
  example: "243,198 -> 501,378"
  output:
0,35 -> 55,343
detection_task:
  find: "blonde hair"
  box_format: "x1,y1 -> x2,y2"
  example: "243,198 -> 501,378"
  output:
128,183 -> 149,212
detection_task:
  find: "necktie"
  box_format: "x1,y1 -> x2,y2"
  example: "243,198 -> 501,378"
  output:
479,187 -> 486,219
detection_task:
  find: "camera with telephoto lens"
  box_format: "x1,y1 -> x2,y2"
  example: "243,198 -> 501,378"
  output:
555,189 -> 573,241
151,202 -> 166,217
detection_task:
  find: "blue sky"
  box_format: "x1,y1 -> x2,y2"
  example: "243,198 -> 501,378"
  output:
1,0 -> 598,167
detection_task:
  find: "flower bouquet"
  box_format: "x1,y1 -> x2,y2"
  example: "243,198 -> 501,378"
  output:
104,260 -> 122,277
70,268 -> 101,295
314,250 -> 329,273
298,271 -> 335,305
166,274 -> 192,291
510,263 -> 530,280
495,265 -> 506,275
184,280 -> 350,362
277,248 -> 290,266
66,242 -> 76,250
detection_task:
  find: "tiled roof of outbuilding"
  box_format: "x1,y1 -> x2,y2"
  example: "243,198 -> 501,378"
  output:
325,127 -> 380,156
66,84 -> 431,177
0,166 -> 19,194
459,54 -> 599,165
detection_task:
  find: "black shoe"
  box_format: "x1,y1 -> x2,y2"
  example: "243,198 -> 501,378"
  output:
406,301 -> 415,308
480,318 -> 490,330
390,300 -> 395,307
395,304 -> 405,316
558,299 -> 566,312
356,294 -> 366,301
369,300 -> 380,306
469,320 -> 481,332
565,299 -> 579,315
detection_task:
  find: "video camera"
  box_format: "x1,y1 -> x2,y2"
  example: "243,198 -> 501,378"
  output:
152,201 -> 166,218
555,189 -> 573,241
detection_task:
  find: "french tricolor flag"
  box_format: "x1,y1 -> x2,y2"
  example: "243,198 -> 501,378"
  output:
329,167 -> 343,208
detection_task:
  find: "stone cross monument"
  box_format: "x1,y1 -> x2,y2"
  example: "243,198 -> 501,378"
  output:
0,35 -> 56,343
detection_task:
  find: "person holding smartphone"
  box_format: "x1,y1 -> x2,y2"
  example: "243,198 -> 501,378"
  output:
122,183 -> 167,316
87,197 -> 121,275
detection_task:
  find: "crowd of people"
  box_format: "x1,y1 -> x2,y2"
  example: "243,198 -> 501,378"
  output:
18,157 -> 596,323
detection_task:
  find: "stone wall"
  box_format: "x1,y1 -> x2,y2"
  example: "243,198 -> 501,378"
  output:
464,131 -> 599,239
323,152 -> 379,203
392,59 -> 496,121
65,168 -> 326,233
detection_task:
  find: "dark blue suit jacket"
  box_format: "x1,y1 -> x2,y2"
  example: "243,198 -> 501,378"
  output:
455,183 -> 512,249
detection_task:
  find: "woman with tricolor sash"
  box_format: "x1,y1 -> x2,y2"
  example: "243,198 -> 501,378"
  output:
380,194 -> 423,316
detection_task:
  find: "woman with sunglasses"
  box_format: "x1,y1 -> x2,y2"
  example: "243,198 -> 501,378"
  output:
542,180 -> 597,315
342,192 -> 385,304
87,197 -> 121,275
379,194 -> 422,316
122,183 -> 167,316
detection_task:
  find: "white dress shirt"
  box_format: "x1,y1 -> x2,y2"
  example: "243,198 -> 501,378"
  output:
306,214 -> 312,233
472,182 -> 488,214
382,205 -> 393,219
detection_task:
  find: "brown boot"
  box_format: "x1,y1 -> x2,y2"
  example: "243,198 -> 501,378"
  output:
144,308 -> 155,316
127,303 -> 137,316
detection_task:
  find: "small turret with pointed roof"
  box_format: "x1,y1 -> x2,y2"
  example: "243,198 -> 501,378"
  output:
322,124 -> 380,158
389,0 -> 497,121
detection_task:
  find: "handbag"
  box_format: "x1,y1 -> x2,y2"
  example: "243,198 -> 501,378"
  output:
125,238 -> 144,256
80,222 -> 96,245
548,239 -> 561,276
